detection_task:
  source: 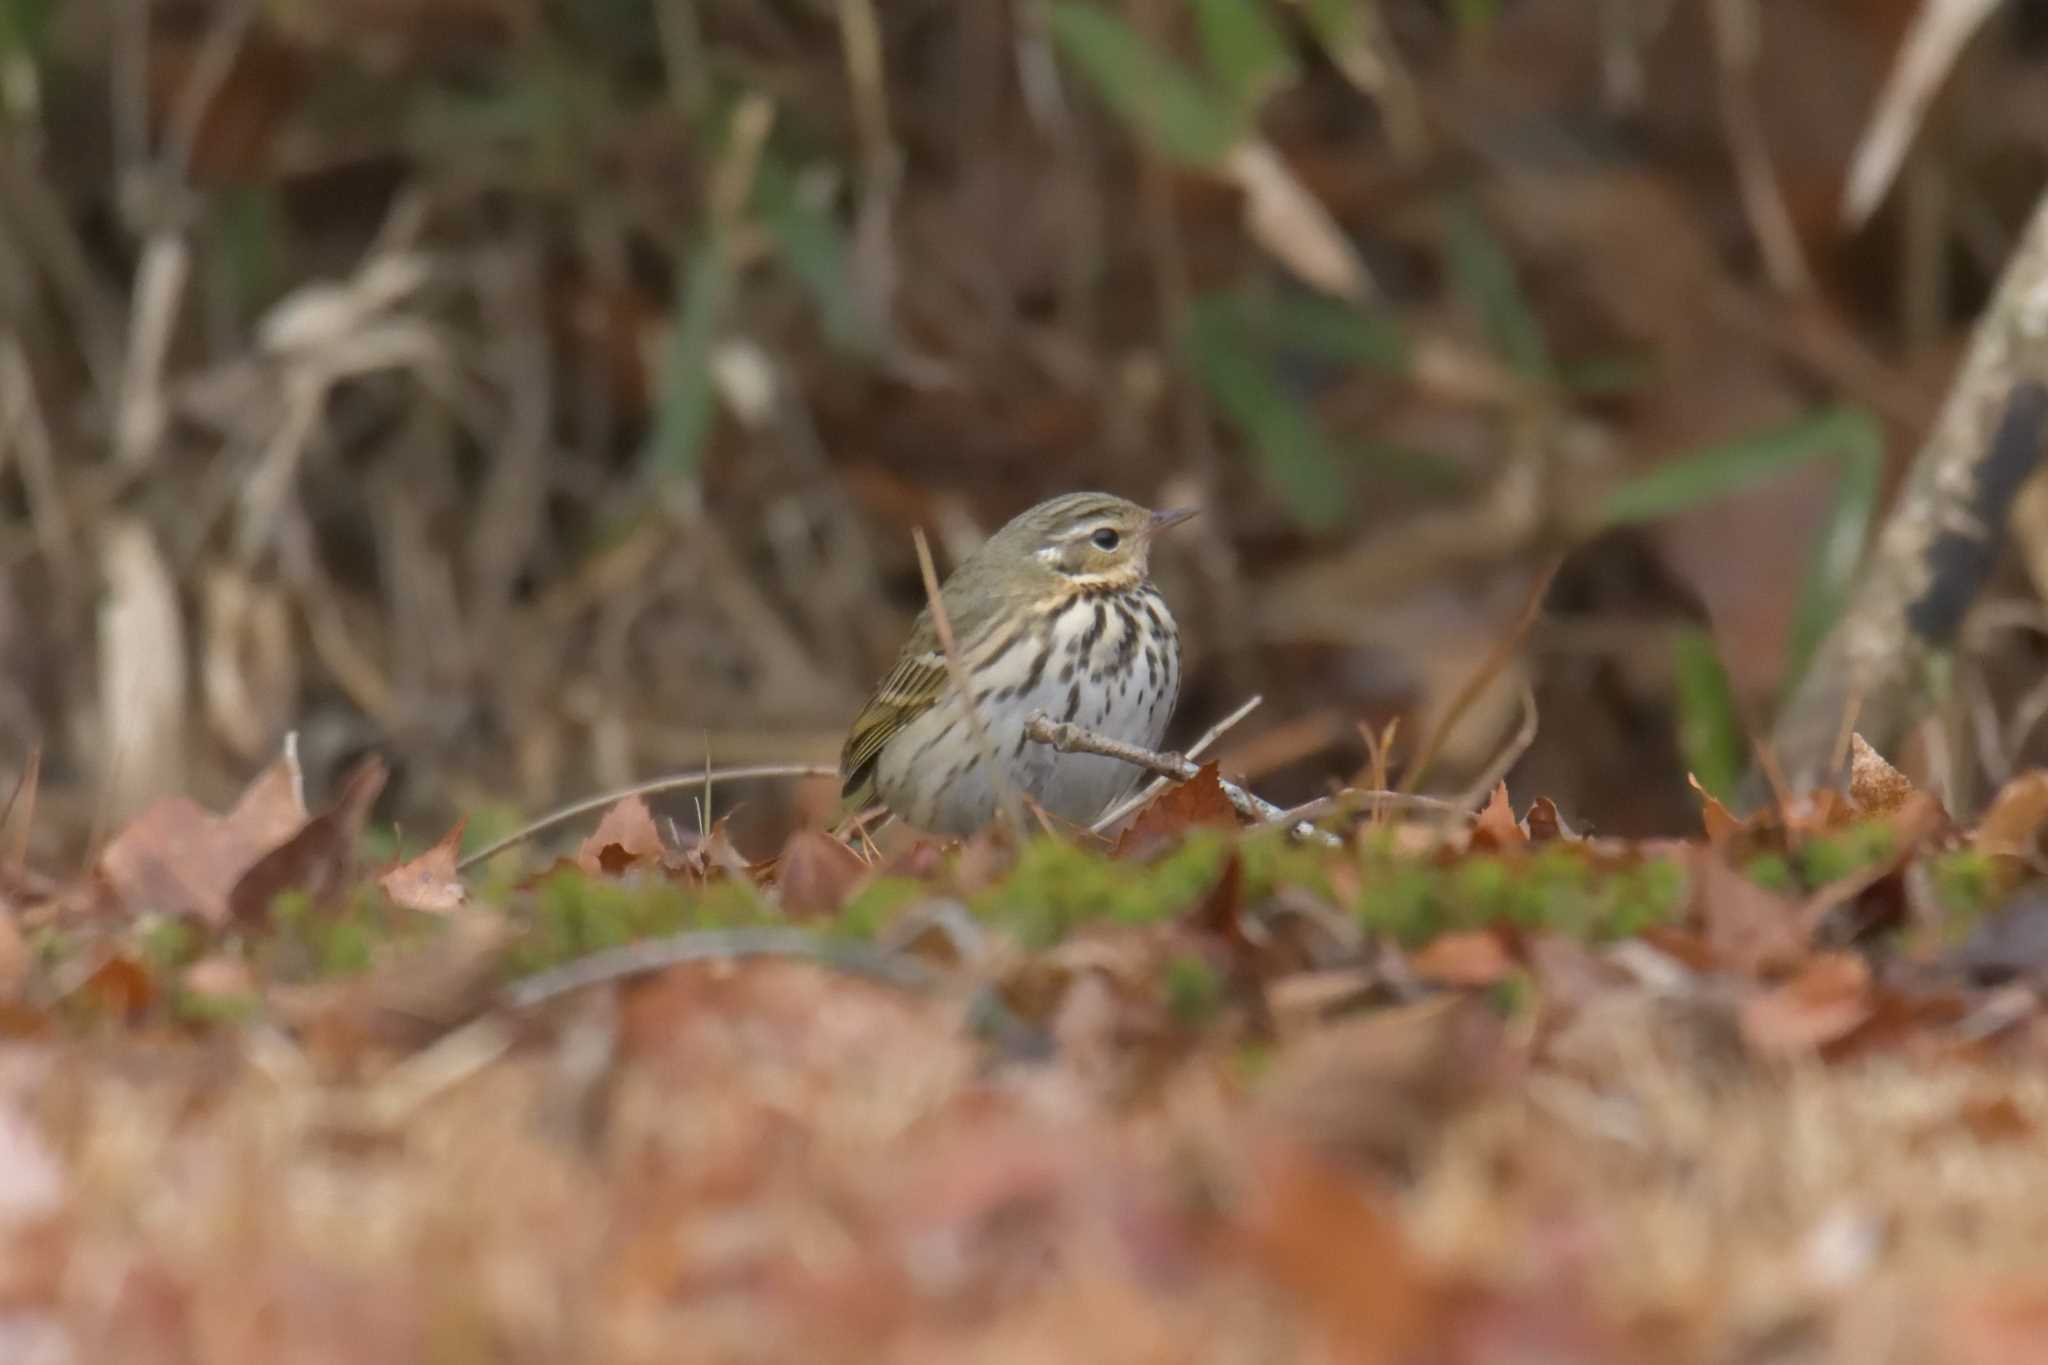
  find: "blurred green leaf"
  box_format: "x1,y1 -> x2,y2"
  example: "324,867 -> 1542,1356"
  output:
0,0 -> 55,63
1559,352 -> 1655,396
1672,628 -> 1745,803
1444,199 -> 1552,381
1047,2 -> 1242,167
1598,406 -> 1882,527
1451,0 -> 1502,32
1234,285 -> 1408,371
1785,428 -> 1884,687
1193,0 -> 1298,113
641,240 -> 731,483
1183,296 -> 1350,527
758,163 -> 873,356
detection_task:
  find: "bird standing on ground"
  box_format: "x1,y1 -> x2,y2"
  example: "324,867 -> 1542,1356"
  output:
841,492 -> 1194,834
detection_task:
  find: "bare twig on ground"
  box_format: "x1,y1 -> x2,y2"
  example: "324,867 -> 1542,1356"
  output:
1444,680 -> 1542,832
1841,0 -> 2003,229
455,763 -> 839,872
1401,554 -> 1562,795
501,926 -> 936,1009
1767,194 -> 2048,795
1024,711 -> 1344,847
1091,694 -> 1264,832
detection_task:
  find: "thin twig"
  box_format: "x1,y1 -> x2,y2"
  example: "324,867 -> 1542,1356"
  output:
1260,789 -> 1463,830
455,763 -> 839,873
1090,693 -> 1264,832
1024,712 -> 1342,847
913,526 -> 1026,830
1441,680 -> 1542,837
501,926 -> 935,1010
1401,554 -> 1563,794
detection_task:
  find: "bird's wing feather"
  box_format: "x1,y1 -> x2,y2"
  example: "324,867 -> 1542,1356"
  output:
839,635 -> 950,805
839,564 -> 1019,807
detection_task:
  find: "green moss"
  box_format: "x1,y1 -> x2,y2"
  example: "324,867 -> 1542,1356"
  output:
834,876 -> 925,940
1355,843 -> 1683,944
172,987 -> 262,1026
1797,822 -> 1896,886
1743,853 -> 1797,894
1164,953 -> 1224,1025
136,915 -> 202,971
971,835 -> 1230,948
505,868 -> 776,975
1928,850 -> 2000,931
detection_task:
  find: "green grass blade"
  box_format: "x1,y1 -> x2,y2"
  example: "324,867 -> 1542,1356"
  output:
1193,0 -> 1298,113
1444,198 -> 1552,381
1598,405 -> 1883,527
1784,432 -> 1884,687
640,240 -> 731,483
1183,295 -> 1350,528
757,163 -> 873,357
1047,2 -> 1242,167
1672,627 -> 1746,802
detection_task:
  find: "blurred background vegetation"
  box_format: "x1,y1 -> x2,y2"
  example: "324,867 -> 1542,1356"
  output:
5,0 -> 2048,859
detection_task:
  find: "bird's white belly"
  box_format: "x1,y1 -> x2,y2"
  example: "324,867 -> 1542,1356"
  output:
874,589 -> 1179,833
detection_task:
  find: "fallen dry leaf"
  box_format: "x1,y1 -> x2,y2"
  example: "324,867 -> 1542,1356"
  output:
1690,773 -> 1743,845
1739,952 -> 1873,1057
97,745 -> 310,923
1469,783 -> 1525,850
1977,771 -> 2048,860
1115,763 -> 1239,854
1847,733 -> 1922,818
378,817 -> 468,913
228,755 -> 387,923
1695,848 -> 1810,976
577,795 -> 667,876
1408,928 -> 1516,988
776,827 -> 867,919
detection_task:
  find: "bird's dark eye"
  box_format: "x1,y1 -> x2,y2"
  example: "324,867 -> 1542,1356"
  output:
1091,528 -> 1120,551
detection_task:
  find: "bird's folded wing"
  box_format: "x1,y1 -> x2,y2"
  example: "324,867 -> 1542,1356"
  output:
839,651 -> 949,803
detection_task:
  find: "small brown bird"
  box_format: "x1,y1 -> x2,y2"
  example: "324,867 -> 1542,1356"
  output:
841,492 -> 1194,833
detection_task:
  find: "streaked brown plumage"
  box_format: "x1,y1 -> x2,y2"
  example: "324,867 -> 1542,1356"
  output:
842,492 -> 1192,833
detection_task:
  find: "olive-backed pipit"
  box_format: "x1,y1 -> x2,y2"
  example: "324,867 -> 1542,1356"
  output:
841,492 -> 1193,833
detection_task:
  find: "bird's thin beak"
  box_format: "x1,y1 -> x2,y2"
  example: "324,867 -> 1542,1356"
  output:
1144,507 -> 1199,537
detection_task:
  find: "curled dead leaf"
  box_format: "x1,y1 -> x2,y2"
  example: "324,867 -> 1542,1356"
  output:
577,795 -> 667,876
776,828 -> 866,919
98,742 -> 310,924
378,817 -> 468,913
1847,733 -> 1922,818
1738,952 -> 1872,1057
1978,771 -> 2048,860
228,756 -> 387,923
1409,929 -> 1515,988
1469,784 -> 1523,850
1115,763 -> 1238,855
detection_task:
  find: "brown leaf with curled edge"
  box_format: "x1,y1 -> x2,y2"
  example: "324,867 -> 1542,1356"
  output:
1738,952 -> 1872,1057
73,955 -> 156,1022
98,744 -> 309,923
577,794 -> 666,876
1695,847 -> 1810,977
1978,772 -> 2048,860
1469,784 -> 1523,850
775,828 -> 866,919
1847,733 -> 1924,818
1113,763 -> 1238,856
1524,796 -> 1575,842
1689,773 -> 1742,846
377,817 -> 467,914
1236,1140 -> 1445,1364
227,756 -> 387,924
1409,929 -> 1516,988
